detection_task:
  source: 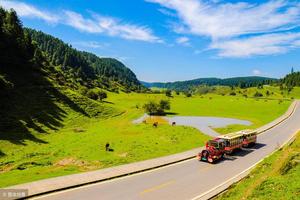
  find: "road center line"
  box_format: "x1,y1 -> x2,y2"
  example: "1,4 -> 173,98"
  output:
140,180 -> 175,195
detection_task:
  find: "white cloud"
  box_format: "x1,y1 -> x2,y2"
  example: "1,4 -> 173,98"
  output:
0,1 -> 162,43
176,36 -> 190,45
148,0 -> 300,39
0,0 -> 59,23
64,11 -> 162,43
148,0 -> 300,57
253,69 -> 262,75
72,41 -> 109,49
210,32 -> 300,57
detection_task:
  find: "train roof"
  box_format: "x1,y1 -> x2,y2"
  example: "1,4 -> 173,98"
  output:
218,129 -> 256,140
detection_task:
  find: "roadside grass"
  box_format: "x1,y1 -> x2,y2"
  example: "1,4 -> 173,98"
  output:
215,131 -> 300,200
0,89 -> 292,187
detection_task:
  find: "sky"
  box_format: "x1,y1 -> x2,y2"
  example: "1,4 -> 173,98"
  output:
1,0 -> 300,82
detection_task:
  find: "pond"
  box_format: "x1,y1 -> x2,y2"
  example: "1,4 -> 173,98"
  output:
133,114 -> 252,137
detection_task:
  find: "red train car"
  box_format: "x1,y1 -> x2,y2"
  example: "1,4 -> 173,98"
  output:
197,130 -> 257,163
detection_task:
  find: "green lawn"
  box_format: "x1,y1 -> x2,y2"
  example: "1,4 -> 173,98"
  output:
0,90 -> 292,187
216,132 -> 300,200
168,94 -> 291,134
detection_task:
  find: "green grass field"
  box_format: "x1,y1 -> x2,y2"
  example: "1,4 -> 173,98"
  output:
215,131 -> 300,200
168,93 -> 291,134
0,88 -> 292,187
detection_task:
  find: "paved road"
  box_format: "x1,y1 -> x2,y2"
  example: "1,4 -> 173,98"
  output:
36,102 -> 300,200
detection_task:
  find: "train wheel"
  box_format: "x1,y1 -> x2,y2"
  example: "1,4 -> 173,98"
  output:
226,150 -> 233,155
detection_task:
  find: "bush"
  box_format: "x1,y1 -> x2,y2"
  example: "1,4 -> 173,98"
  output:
253,91 -> 263,97
165,90 -> 172,97
98,91 -> 107,101
86,89 -> 107,101
143,100 -> 170,115
143,101 -> 158,115
86,90 -> 98,100
159,100 -> 170,110
229,91 -> 236,96
185,92 -> 192,97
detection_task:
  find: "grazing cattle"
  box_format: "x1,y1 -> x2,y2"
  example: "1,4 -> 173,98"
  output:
153,122 -> 158,128
105,143 -> 110,151
172,122 -> 176,126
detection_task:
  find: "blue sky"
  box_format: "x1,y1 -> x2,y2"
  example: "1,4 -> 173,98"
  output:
1,0 -> 300,82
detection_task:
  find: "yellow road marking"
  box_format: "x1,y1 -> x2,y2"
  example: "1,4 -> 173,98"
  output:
199,164 -> 213,172
140,180 -> 175,195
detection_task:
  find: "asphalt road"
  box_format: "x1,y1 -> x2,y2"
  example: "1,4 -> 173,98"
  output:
35,102 -> 300,200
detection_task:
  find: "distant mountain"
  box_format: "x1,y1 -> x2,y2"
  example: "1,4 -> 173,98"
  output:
141,76 -> 277,90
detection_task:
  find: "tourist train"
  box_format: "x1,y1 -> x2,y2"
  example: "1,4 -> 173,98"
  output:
197,130 -> 257,163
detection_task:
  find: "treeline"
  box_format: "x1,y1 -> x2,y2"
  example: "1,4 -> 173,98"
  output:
281,71 -> 300,88
142,76 -> 277,91
25,28 -> 143,92
0,8 -> 36,69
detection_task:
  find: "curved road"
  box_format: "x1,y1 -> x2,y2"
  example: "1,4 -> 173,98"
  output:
35,102 -> 300,200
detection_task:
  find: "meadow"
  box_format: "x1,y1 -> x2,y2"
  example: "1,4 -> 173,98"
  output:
216,131 -> 300,200
0,88 -> 293,187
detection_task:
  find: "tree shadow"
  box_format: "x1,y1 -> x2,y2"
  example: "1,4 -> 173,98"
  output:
164,112 -> 178,116
103,100 -> 114,104
149,112 -> 178,116
0,62 -> 88,145
0,150 -> 5,158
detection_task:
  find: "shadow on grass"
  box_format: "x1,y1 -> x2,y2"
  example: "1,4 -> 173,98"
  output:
0,150 -> 5,157
148,112 -> 178,116
103,100 -> 114,105
0,62 -> 88,145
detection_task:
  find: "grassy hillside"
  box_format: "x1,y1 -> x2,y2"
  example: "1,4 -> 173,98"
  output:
25,28 -> 144,92
216,132 -> 300,200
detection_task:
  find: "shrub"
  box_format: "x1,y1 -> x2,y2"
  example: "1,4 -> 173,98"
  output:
159,100 -> 170,110
165,90 -> 172,97
86,89 -> 107,101
253,91 -> 263,97
229,91 -> 236,96
143,101 -> 158,115
185,92 -> 192,97
98,91 -> 107,101
143,100 -> 170,115
86,90 -> 98,100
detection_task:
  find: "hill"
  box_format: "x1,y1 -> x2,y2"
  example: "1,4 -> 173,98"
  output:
141,76 -> 277,91
25,28 -> 143,92
0,7 -> 136,143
